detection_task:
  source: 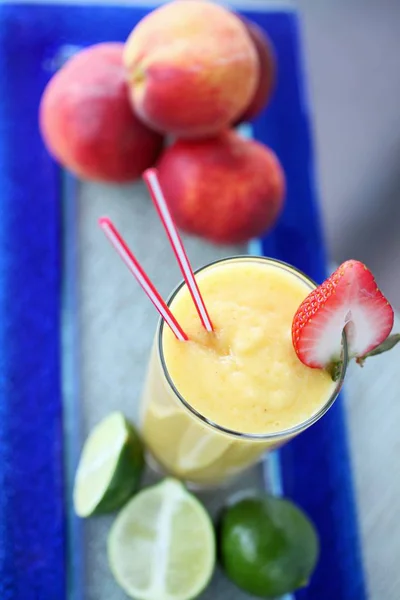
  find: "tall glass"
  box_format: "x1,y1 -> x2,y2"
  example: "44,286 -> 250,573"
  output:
140,257 -> 347,487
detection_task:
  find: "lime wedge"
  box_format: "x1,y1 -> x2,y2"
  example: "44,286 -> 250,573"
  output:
73,411 -> 144,517
108,478 -> 215,600
176,423 -> 231,474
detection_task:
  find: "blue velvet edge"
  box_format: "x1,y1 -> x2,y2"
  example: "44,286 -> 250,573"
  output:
0,3 -> 367,600
0,5 -> 66,599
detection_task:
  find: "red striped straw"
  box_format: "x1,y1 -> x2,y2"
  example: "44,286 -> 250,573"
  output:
99,217 -> 188,341
143,168 -> 214,333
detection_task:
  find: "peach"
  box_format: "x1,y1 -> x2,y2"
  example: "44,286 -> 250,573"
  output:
123,0 -> 259,138
236,18 -> 276,123
157,130 -> 285,245
39,43 -> 163,182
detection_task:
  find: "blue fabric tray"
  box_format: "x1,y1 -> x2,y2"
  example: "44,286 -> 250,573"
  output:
0,3 -> 366,599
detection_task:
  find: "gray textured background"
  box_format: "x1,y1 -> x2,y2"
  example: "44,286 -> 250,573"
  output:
299,0 -> 400,306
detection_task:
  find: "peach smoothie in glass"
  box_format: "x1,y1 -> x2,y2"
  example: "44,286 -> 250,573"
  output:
140,257 -> 347,487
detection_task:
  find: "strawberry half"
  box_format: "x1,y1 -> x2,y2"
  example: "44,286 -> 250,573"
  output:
292,260 -> 395,378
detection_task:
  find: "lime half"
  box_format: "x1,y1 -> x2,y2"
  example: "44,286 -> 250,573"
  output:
108,478 -> 215,600
73,412 -> 144,517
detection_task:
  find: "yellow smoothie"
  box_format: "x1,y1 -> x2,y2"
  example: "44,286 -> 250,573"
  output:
140,258 -> 339,486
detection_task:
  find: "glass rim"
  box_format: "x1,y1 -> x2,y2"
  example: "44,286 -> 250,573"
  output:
157,255 -> 348,441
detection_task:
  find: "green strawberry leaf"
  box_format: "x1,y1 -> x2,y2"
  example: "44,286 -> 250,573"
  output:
326,360 -> 343,382
356,333 -> 400,367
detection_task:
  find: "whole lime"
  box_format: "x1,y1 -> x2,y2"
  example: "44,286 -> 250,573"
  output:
219,494 -> 319,598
